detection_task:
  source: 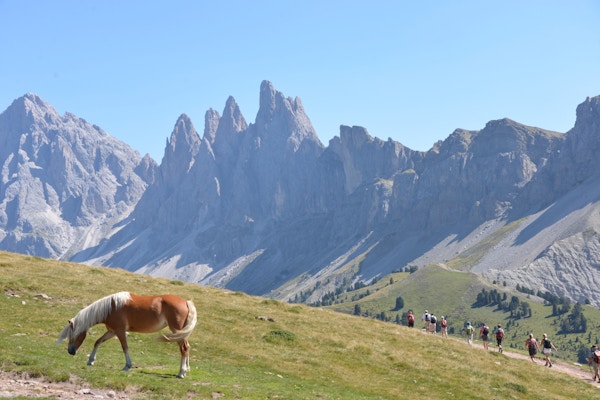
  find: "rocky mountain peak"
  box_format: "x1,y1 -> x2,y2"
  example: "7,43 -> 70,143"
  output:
14,93 -> 54,116
338,125 -> 372,147
570,96 -> 600,147
1,94 -> 59,138
471,118 -> 562,158
203,108 -> 220,143
161,114 -> 201,182
574,95 -> 600,131
254,80 -> 321,153
558,95 -> 600,185
221,96 -> 247,133
204,97 -> 247,145
257,80 -> 278,120
164,114 -> 201,158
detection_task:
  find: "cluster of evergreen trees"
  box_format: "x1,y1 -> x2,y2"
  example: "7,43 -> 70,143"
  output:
475,288 -> 588,334
560,303 -> 587,334
473,288 -> 532,318
516,284 -> 574,315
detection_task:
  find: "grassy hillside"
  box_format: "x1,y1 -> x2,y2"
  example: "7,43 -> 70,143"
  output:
0,252 -> 597,399
328,264 -> 600,363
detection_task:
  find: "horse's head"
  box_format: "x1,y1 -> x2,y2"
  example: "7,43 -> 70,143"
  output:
56,319 -> 87,355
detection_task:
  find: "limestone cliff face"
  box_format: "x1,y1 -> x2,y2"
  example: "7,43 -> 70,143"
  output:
390,119 -> 563,233
0,94 -> 154,259
2,87 -> 600,307
477,97 -> 600,305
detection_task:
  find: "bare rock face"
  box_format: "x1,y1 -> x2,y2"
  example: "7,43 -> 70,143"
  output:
0,94 -> 155,258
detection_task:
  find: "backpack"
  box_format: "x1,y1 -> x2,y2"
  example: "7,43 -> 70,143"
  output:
441,319 -> 447,328
496,328 -> 504,339
543,338 -> 552,349
593,350 -> 600,363
407,313 -> 415,323
466,326 -> 474,335
482,326 -> 489,335
528,339 -> 538,354
430,315 -> 437,324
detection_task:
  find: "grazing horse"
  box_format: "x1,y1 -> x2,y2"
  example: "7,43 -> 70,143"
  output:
56,292 -> 197,378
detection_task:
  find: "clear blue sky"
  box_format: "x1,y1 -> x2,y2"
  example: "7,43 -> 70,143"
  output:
1,1 -> 599,161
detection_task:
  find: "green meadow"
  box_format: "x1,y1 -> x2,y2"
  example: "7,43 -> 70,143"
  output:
0,251 -> 597,399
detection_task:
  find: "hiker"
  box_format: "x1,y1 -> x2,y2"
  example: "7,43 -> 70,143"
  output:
493,324 -> 504,353
541,333 -> 557,367
429,313 -> 437,334
479,322 -> 490,350
525,333 -> 540,362
422,310 -> 430,333
406,310 -> 415,328
465,322 -> 474,345
588,344 -> 600,381
440,316 -> 448,338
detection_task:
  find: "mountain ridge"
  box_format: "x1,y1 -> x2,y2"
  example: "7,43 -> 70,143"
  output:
1,82 -> 599,307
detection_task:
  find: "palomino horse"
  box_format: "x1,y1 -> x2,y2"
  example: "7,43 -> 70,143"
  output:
56,292 -> 197,378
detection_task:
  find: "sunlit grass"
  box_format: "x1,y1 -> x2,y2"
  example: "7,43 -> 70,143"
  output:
0,251 -> 597,399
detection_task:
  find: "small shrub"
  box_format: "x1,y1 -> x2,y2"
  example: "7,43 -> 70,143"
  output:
263,329 -> 296,344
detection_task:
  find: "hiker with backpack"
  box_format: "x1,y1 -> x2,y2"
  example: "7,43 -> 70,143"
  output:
429,313 -> 437,334
493,324 -> 504,353
587,344 -> 600,381
440,316 -> 448,338
406,310 -> 415,328
479,323 -> 490,350
422,310 -> 430,333
465,322 -> 474,345
541,333 -> 557,367
525,333 -> 541,362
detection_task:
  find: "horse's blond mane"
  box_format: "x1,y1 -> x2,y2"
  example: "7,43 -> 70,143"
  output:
71,292 -> 132,337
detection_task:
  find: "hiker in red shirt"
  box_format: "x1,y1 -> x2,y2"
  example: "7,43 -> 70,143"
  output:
493,324 -> 504,353
406,310 -> 415,328
440,316 -> 448,338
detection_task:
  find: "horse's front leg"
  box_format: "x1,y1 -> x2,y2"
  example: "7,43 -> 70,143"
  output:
88,331 -> 115,366
177,339 -> 191,378
114,330 -> 132,371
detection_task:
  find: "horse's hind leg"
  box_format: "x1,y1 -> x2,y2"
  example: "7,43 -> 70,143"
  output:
177,339 -> 191,378
88,331 -> 115,366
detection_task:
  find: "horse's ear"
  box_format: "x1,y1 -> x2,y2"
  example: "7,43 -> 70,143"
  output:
68,320 -> 74,328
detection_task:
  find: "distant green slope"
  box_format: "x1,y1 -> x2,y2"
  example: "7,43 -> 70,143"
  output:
329,264 -> 600,363
0,252 -> 597,399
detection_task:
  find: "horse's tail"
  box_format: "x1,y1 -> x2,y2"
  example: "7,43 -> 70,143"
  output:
158,300 -> 197,342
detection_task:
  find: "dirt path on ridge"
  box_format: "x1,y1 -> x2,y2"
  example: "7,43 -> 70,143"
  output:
465,337 -> 599,387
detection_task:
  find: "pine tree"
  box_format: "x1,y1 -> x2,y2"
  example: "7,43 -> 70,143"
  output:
394,296 -> 404,311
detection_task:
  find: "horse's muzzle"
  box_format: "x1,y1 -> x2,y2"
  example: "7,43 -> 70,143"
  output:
67,346 -> 77,355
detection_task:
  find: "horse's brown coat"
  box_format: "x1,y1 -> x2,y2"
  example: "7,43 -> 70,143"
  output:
57,292 -> 197,378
